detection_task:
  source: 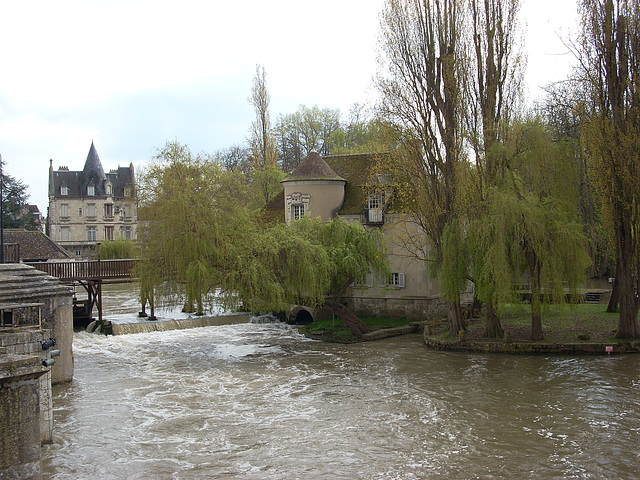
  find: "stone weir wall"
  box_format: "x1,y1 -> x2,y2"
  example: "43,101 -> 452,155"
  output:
1,329 -> 54,480
106,313 -> 253,335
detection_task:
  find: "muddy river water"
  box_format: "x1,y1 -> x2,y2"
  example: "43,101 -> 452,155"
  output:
41,311 -> 640,479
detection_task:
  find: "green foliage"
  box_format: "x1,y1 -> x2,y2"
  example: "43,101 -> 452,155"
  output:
441,221 -> 468,302
138,141 -> 252,311
99,239 -> 138,259
304,316 -> 412,343
137,144 -> 389,315
1,159 -> 38,231
469,119 -> 591,332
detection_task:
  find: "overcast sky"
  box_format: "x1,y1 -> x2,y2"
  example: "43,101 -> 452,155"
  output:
0,0 -> 580,214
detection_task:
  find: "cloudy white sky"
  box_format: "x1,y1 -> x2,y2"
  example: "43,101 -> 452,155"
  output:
0,0 -> 579,214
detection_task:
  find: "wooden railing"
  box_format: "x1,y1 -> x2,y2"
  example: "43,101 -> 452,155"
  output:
24,259 -> 138,281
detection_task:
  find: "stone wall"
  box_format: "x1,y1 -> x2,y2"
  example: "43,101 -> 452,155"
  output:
344,295 -> 449,321
0,264 -> 74,386
40,296 -> 73,385
1,329 -> 54,480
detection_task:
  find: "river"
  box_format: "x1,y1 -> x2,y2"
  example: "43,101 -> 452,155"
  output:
41,315 -> 640,479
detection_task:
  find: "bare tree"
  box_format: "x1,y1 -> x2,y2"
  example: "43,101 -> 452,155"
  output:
577,0 -> 640,339
249,65 -> 278,169
248,65 -> 281,205
377,0 -> 467,334
465,0 -> 524,338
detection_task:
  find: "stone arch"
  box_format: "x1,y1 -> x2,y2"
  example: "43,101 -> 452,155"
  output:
289,306 -> 314,325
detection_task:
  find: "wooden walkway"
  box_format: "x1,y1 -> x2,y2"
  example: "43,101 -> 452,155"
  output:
24,259 -> 139,324
24,259 -> 138,282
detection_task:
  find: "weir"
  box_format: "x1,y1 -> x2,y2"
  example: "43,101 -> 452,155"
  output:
105,313 -> 252,335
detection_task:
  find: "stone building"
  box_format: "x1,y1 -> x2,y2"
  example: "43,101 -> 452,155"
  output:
0,263 -> 74,479
47,142 -> 138,259
266,151 -> 451,321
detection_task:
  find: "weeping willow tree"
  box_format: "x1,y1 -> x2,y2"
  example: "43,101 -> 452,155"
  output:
137,141 -> 252,314
137,141 -> 389,336
468,119 -> 590,341
464,0 -> 524,338
99,238 -> 138,259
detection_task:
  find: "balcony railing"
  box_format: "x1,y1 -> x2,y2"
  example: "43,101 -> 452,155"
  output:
25,259 -> 138,281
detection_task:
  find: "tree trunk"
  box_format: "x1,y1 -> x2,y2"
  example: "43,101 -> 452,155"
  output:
525,240 -> 544,341
606,277 -> 619,313
482,301 -> 504,338
321,302 -> 374,338
447,298 -> 466,336
613,252 -> 640,339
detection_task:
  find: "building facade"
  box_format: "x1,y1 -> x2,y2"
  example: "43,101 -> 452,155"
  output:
270,151 -> 452,321
47,142 -> 138,259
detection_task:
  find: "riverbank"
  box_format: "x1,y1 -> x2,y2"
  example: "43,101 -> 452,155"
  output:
423,304 -> 640,355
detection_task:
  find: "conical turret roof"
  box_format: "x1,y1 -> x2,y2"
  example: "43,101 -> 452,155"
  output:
283,151 -> 345,182
82,142 -> 106,195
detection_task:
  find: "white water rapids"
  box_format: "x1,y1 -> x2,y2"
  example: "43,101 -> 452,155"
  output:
42,322 -> 640,479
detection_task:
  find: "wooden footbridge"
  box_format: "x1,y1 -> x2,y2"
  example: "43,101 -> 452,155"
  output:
24,259 -> 138,323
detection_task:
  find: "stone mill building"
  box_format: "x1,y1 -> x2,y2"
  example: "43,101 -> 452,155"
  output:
47,142 -> 138,259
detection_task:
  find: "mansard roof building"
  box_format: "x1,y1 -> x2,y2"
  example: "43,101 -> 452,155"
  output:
47,142 -> 138,259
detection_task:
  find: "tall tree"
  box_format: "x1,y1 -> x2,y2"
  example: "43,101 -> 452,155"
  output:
470,119 -> 590,341
0,157 -> 39,231
275,105 -> 341,172
137,141 -> 251,314
577,0 -> 640,338
465,0 -> 524,338
377,0 -> 467,334
249,65 -> 281,205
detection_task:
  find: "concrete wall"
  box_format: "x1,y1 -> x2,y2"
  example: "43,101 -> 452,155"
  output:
0,265 -> 74,386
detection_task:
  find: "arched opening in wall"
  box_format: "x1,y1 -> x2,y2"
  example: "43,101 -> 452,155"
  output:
294,309 -> 314,325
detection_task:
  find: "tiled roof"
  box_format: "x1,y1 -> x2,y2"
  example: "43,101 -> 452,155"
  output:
83,141 -> 107,195
258,191 -> 286,225
3,229 -> 71,262
324,153 -> 385,215
283,151 -> 345,182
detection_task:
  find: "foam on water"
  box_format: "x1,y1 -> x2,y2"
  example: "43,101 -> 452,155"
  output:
44,324 -> 640,480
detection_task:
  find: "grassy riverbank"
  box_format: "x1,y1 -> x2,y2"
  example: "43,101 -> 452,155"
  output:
304,303 -> 625,344
438,303 -> 621,343
302,316 -> 413,343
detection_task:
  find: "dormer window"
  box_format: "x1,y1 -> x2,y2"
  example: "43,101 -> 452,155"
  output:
60,185 -> 69,196
106,184 -> 113,196
367,193 -> 384,224
87,185 -> 95,196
